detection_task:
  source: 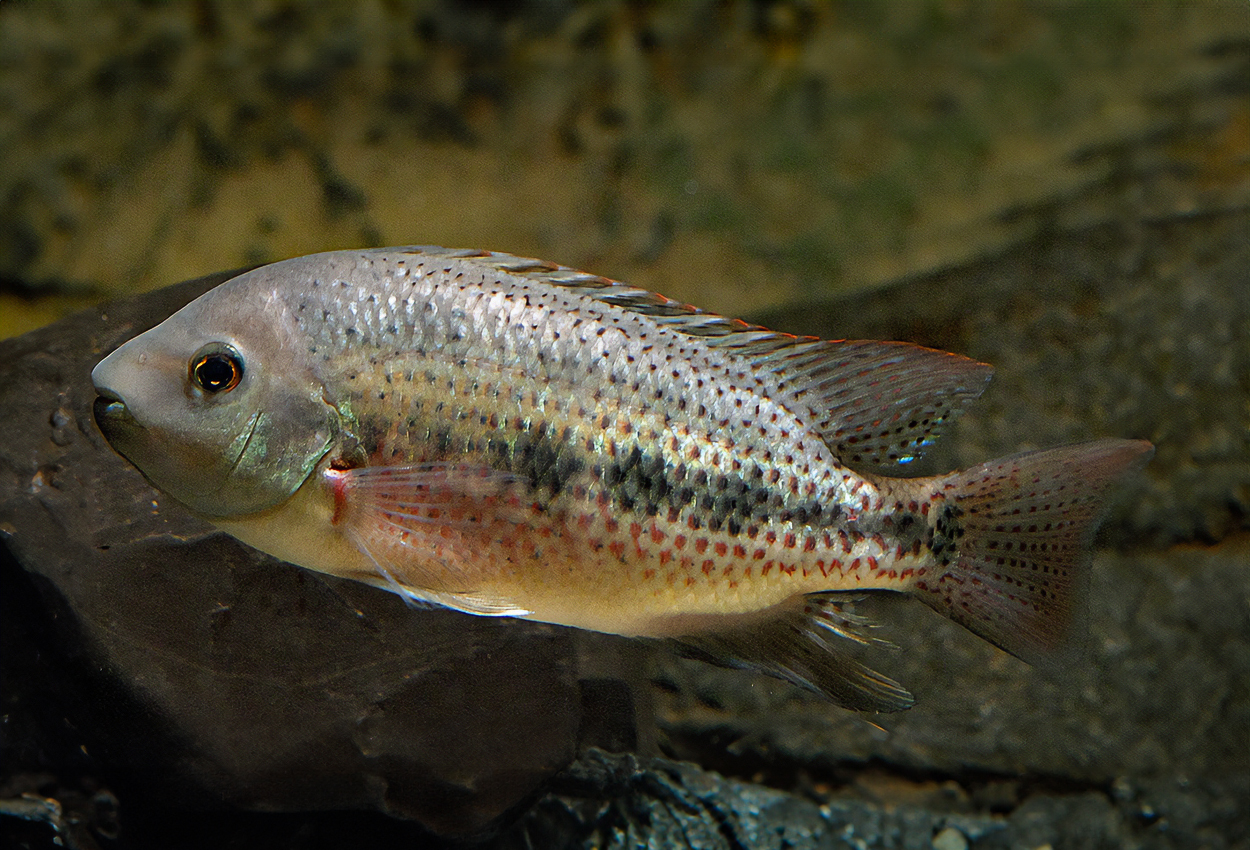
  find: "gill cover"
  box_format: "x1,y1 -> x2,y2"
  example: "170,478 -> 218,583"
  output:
92,284 -> 336,518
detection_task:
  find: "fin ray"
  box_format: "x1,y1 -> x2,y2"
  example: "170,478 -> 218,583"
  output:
915,439 -> 1153,660
671,595 -> 914,713
332,461 -> 533,616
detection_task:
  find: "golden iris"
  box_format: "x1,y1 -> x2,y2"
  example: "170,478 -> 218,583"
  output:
191,346 -> 243,393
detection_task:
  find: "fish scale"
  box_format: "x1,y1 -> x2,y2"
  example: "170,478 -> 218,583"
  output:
322,338 -> 899,636
286,253 -> 900,624
92,246 -> 1153,711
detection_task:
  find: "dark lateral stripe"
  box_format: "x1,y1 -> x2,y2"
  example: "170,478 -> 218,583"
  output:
597,445 -> 840,535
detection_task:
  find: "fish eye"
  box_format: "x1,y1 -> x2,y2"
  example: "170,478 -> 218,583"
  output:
190,344 -> 244,394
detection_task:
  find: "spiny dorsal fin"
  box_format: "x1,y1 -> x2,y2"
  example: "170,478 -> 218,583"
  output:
397,247 -> 993,468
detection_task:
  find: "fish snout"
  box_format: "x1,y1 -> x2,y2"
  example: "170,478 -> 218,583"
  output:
92,350 -> 144,435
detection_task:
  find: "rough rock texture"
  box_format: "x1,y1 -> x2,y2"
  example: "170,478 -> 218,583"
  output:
761,207 -> 1250,549
642,209 -> 1248,849
3,210 -> 1246,848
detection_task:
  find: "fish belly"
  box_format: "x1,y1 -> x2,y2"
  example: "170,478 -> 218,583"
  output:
307,351 -> 926,636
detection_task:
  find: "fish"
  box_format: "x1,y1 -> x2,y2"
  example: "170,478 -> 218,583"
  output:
91,246 -> 1152,711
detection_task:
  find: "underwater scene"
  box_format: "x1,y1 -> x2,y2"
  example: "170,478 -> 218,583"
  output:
1,3 -> 1246,849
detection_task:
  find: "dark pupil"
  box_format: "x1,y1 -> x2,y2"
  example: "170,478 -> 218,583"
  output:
196,354 -> 239,392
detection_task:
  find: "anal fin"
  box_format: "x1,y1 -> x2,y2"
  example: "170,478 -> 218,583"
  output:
670,594 -> 914,713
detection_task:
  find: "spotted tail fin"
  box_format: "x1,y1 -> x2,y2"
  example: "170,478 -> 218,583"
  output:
914,439 -> 1153,660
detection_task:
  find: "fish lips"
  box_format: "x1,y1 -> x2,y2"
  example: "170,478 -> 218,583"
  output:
92,389 -> 153,472
93,390 -> 138,438
92,349 -> 152,460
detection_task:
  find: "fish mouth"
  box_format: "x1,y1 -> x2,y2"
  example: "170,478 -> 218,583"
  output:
93,389 -> 138,437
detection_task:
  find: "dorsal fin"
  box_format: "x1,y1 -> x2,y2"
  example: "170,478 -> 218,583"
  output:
396,248 -> 993,468
751,338 -> 993,471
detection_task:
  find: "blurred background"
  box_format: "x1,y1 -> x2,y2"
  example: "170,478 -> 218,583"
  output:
1,0 -> 1244,335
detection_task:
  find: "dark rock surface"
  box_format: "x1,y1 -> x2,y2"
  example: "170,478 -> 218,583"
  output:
648,207 -> 1249,847
0,275 -> 645,846
643,204 -> 1248,850
759,207 -> 1250,548
509,750 -> 1243,850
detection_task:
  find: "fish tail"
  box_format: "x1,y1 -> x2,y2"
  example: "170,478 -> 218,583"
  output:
913,438 -> 1153,660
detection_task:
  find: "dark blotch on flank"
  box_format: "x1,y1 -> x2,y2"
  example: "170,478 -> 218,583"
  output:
509,424 -> 585,498
929,504 -> 964,566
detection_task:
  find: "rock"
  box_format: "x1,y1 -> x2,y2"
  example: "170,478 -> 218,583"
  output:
0,273 -> 644,842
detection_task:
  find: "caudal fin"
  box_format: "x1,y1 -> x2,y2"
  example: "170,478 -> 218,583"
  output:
915,439 -> 1153,660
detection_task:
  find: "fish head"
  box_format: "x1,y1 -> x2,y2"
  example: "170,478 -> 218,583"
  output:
92,286 -> 337,518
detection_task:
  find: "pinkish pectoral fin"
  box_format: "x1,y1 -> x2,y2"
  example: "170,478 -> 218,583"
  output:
330,461 -> 534,616
915,438 -> 1153,661
670,594 -> 915,713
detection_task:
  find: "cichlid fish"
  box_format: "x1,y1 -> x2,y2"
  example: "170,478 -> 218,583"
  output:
92,247 -> 1152,711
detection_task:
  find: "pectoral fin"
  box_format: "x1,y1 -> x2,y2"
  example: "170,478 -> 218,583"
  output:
329,461 -> 533,616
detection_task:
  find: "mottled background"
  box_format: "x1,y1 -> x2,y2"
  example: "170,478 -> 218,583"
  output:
2,1 -> 1244,334
1,2 -> 1247,849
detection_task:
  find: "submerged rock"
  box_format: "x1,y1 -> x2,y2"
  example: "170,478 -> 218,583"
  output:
0,272 -> 644,842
